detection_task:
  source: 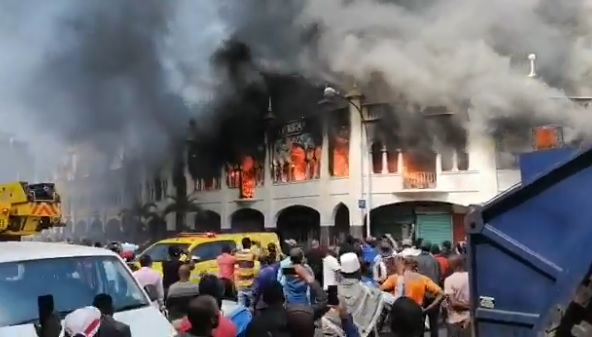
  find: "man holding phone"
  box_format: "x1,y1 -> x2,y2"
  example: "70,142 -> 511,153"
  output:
35,295 -> 63,337
279,248 -> 314,305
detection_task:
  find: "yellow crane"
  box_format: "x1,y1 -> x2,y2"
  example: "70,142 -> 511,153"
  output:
0,182 -> 62,241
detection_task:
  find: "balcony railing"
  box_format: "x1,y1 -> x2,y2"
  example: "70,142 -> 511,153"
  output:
402,172 -> 437,189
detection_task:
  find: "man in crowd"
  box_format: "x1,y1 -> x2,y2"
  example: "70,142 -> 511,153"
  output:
444,255 -> 471,337
167,264 -> 200,299
441,240 -> 453,257
266,242 -> 282,262
216,244 -> 236,286
390,296 -> 427,337
178,274 -> 237,337
246,264 -> 364,337
306,239 -> 324,286
398,238 -> 419,257
133,254 -> 164,304
163,246 -> 185,294
279,247 -> 314,305
322,246 -> 341,290
93,294 -> 132,337
373,240 -> 394,284
414,240 -> 442,337
63,306 -> 102,337
431,244 -> 451,283
337,252 -> 386,336
361,237 -> 378,266
381,257 -> 444,337
176,295 -> 220,337
252,254 -> 281,311
235,237 -> 257,307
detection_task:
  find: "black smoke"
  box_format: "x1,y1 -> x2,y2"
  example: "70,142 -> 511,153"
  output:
29,1 -> 188,171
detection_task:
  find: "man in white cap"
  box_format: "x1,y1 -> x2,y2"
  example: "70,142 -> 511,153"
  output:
64,306 -> 101,337
334,252 -> 385,336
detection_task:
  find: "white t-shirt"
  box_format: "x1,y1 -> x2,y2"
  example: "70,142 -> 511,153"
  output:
322,255 -> 341,289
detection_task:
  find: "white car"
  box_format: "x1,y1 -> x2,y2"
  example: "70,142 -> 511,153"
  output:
0,242 -> 176,337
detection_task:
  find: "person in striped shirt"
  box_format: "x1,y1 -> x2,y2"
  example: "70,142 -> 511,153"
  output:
234,237 -> 257,307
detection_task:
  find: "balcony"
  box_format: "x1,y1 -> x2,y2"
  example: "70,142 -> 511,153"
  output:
370,169 -> 481,195
402,172 -> 437,189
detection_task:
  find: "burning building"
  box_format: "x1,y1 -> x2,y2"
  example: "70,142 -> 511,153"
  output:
177,53 -> 588,245
50,52 -> 588,246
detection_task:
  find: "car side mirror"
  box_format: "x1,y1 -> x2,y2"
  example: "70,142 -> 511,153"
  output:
144,285 -> 159,302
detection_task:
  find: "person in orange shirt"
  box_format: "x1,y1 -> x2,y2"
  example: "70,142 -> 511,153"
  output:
380,257 -> 445,312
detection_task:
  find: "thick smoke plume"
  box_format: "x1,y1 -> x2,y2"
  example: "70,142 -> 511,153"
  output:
0,1 -> 231,184
225,0 -> 592,140
1,0 -> 592,192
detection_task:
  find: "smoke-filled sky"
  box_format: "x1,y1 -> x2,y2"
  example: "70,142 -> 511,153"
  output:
1,0 -> 592,181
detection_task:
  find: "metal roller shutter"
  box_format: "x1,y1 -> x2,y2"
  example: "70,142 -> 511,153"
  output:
370,207 -> 414,240
416,213 -> 453,246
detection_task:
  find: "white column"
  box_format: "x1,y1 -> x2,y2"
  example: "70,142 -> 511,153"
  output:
346,93 -> 363,227
319,113 -> 332,238
397,151 -> 404,173
436,153 -> 442,173
452,151 -> 459,171
381,145 -> 388,174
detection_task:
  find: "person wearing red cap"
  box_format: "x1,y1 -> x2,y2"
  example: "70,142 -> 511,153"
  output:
64,306 -> 102,337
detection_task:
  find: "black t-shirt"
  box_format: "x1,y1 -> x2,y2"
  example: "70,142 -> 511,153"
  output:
162,260 -> 184,290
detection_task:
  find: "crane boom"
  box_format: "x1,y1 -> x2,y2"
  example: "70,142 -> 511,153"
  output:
0,182 -> 62,240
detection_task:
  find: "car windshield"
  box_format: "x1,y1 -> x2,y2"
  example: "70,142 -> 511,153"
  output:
140,243 -> 190,262
0,255 -> 149,327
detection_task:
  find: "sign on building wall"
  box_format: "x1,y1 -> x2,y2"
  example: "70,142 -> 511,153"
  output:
270,117 -> 322,183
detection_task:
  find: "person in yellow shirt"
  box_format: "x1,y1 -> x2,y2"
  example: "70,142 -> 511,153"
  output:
380,256 -> 444,312
234,237 -> 257,307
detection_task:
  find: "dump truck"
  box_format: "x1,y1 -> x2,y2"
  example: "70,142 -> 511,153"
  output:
0,182 -> 62,240
467,146 -> 592,337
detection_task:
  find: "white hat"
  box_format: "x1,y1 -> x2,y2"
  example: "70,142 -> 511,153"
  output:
339,252 -> 361,273
64,306 -> 101,337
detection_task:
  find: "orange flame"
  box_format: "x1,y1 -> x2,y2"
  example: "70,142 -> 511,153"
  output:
332,133 -> 349,177
240,156 -> 255,199
534,127 -> 559,150
314,146 -> 322,178
402,153 -> 436,189
291,146 -> 307,181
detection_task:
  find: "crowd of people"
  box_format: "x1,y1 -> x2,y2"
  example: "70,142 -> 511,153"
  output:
128,234 -> 470,337
34,234 -> 470,337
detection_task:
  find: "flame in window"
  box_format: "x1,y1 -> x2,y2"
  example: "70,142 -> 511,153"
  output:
402,153 -> 437,189
332,131 -> 349,177
240,156 -> 255,199
291,146 -> 307,181
534,127 -> 561,150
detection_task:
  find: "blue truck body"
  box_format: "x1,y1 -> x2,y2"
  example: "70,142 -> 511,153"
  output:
467,147 -> 592,337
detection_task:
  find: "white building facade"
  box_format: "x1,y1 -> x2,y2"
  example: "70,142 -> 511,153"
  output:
184,84 -> 526,245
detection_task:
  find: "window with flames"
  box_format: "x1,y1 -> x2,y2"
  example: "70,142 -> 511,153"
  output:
532,126 -> 563,150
